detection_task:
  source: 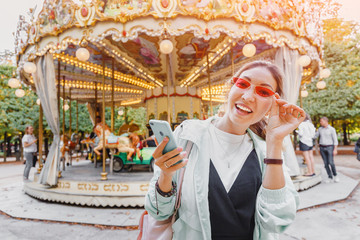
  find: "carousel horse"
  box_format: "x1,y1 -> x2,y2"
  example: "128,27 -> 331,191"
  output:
80,135 -> 100,161
93,122 -> 134,160
60,133 -> 81,166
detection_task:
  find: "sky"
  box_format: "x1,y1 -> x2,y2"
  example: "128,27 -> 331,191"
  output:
0,0 -> 359,54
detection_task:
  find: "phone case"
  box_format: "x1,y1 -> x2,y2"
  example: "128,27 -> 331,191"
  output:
149,120 -> 178,155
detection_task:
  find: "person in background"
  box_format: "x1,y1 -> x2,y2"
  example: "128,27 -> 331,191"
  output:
354,137 -> 360,161
22,125 -> 37,180
298,113 -> 316,176
315,117 -> 339,183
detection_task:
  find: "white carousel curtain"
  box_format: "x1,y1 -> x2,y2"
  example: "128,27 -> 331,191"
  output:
33,53 -> 61,186
275,47 -> 303,176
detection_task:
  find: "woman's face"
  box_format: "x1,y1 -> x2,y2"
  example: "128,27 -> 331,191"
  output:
226,67 -> 277,127
27,126 -> 34,134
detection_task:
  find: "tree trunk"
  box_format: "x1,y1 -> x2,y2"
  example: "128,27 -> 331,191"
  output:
3,131 -> 7,162
45,138 -> 49,157
342,123 -> 349,145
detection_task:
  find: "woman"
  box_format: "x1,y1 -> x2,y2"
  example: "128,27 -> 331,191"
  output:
22,125 -> 37,180
298,114 -> 316,176
145,61 -> 305,239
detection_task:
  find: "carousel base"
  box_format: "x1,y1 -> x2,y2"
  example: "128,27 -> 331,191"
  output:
24,160 -> 153,207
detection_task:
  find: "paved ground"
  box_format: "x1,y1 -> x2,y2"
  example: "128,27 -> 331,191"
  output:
281,154 -> 360,240
0,154 -> 359,240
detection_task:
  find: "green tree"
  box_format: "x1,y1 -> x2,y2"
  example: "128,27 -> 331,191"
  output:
302,38 -> 360,144
0,65 -> 40,136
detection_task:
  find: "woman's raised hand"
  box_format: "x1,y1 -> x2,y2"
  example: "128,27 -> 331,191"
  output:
152,137 -> 188,177
266,93 -> 306,141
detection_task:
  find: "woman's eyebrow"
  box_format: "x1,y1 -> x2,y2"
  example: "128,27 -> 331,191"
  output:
241,76 -> 274,90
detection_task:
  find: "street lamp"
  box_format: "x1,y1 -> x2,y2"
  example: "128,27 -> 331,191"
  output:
8,78 -> 20,88
316,80 -> 326,89
301,90 -> 308,97
15,88 -> 25,98
320,68 -> 331,79
63,102 -> 70,111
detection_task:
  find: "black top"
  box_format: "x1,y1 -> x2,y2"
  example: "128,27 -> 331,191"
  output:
208,149 -> 262,240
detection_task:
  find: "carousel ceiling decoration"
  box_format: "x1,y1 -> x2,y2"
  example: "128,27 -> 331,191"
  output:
16,0 -> 326,104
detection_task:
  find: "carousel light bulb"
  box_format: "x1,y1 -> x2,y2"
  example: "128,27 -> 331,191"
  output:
159,39 -> 174,54
76,48 -> 90,61
316,80 -> 326,89
320,68 -> 331,79
24,62 -> 37,74
298,55 -> 311,67
36,98 -> 41,105
242,43 -> 256,57
63,103 -> 70,111
300,90 -> 308,98
8,78 -> 20,88
15,88 -> 25,98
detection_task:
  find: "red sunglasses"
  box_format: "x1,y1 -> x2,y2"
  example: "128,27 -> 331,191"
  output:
232,77 -> 275,98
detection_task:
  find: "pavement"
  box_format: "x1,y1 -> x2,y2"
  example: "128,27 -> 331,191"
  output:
0,154 -> 360,240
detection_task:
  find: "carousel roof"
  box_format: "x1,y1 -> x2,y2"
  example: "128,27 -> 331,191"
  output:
15,0 -> 324,105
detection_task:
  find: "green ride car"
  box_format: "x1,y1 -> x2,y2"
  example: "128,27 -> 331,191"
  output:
113,147 -> 156,172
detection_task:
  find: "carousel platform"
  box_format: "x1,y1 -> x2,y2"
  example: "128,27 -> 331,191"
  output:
24,159 -> 153,207
24,156 -> 324,207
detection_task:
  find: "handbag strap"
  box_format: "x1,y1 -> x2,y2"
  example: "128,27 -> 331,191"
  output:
171,140 -> 193,223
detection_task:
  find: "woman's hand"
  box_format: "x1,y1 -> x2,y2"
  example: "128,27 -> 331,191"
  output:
152,137 -> 188,192
266,93 -> 306,142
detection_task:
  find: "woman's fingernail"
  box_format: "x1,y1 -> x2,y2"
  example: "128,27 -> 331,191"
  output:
164,137 -> 169,142
177,147 -> 183,152
180,151 -> 187,157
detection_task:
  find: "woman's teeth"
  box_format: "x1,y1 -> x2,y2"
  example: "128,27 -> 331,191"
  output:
235,104 -> 252,113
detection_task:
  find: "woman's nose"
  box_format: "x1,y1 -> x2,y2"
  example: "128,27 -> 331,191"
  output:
241,87 -> 256,102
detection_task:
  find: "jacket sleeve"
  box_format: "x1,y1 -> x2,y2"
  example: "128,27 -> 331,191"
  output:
144,124 -> 184,221
144,164 -> 177,220
254,165 -> 299,239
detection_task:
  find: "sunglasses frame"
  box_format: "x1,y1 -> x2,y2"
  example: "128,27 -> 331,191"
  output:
232,77 -> 276,98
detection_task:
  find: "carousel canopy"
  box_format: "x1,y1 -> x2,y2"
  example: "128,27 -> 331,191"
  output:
16,0 -> 323,105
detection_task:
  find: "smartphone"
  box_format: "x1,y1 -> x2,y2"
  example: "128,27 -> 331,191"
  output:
149,120 -> 182,164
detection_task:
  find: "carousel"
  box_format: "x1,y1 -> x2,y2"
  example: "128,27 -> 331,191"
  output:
14,0 -> 329,206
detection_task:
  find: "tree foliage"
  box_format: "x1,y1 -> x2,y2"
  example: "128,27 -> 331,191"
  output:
0,65 -> 39,137
302,18 -> 360,138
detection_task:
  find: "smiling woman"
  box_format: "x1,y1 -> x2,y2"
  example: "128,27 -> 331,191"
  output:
224,61 -> 284,139
145,60 -> 306,239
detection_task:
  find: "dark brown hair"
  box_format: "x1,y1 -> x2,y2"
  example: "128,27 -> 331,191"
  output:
229,61 -> 285,139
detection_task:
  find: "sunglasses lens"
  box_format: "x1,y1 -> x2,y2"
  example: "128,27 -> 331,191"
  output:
255,86 -> 275,97
234,78 -> 251,89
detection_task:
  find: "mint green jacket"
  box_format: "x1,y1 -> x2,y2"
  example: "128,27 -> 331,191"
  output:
145,117 -> 299,240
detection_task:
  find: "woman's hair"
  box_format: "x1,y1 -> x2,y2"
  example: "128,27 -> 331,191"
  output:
227,61 -> 285,139
25,125 -> 33,135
